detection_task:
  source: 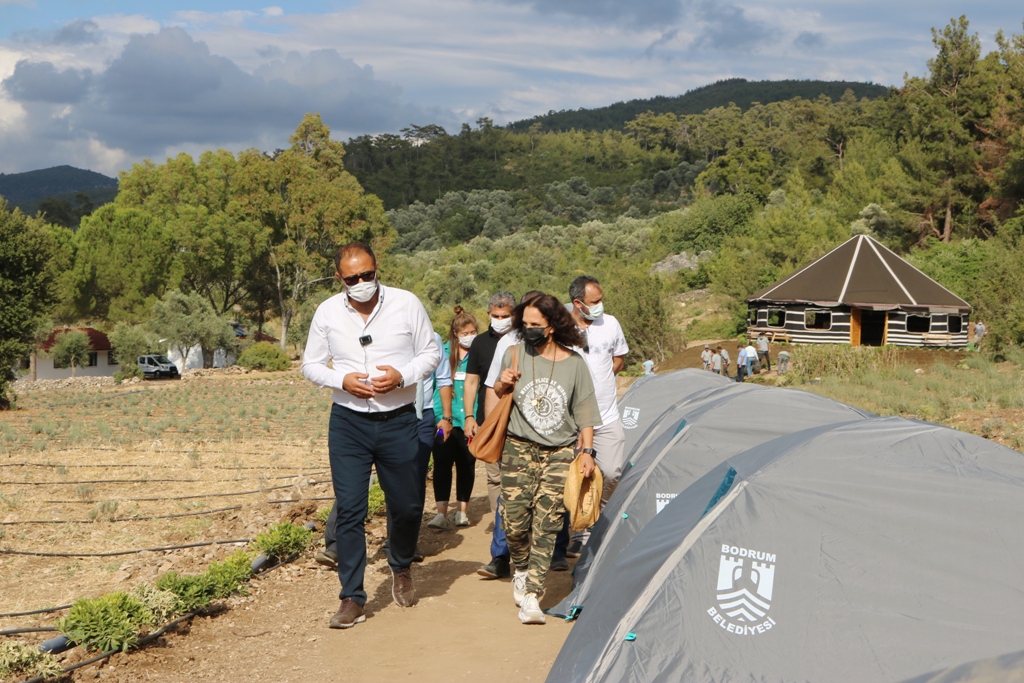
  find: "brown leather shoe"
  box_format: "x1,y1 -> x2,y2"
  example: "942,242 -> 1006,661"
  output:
329,598 -> 365,629
391,567 -> 417,607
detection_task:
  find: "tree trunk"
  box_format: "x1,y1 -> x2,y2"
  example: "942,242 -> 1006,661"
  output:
943,201 -> 953,243
280,311 -> 291,353
71,360 -> 77,378
30,352 -> 36,382
201,345 -> 214,369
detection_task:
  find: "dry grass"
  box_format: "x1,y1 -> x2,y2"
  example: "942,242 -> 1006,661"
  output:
0,371 -> 336,624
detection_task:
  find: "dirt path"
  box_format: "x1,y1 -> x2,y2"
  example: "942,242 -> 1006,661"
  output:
89,465 -> 573,683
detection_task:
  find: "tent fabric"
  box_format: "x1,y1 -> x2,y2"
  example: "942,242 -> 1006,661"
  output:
548,417 -> 1024,683
747,234 -> 971,312
617,369 -> 732,461
552,382 -> 872,619
899,650 -> 1024,683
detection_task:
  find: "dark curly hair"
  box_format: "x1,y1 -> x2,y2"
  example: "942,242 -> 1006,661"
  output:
512,294 -> 586,349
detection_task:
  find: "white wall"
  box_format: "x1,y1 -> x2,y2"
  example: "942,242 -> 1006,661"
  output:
35,351 -> 120,380
166,346 -> 236,372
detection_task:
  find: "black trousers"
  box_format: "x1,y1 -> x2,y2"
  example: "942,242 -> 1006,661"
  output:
432,427 -> 476,503
327,404 -> 422,605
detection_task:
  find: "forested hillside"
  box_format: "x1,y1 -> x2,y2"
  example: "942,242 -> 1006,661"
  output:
3,15 -> 1024,408
0,165 -> 117,205
504,78 -> 890,133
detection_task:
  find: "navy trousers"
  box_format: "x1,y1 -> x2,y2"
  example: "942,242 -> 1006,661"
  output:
328,404 -> 422,606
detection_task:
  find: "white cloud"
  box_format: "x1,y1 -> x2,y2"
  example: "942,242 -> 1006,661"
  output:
263,6 -> 285,17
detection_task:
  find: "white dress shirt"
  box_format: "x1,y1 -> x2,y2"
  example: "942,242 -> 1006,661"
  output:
301,285 -> 440,413
484,330 -> 522,387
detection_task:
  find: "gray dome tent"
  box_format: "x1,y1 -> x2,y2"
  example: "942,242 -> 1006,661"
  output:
548,418 -> 1024,683
617,369 -> 732,459
553,380 -> 872,619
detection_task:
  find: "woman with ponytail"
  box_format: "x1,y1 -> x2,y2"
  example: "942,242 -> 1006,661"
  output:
428,306 -> 480,529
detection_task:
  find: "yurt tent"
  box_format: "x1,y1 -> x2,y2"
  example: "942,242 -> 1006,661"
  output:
552,382 -> 871,619
548,418 -> 1024,683
617,369 -> 732,459
746,234 -> 971,347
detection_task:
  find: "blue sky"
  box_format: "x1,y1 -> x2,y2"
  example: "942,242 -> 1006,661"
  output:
0,1 -> 1019,175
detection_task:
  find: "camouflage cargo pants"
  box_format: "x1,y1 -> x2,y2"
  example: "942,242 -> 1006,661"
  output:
500,436 -> 574,596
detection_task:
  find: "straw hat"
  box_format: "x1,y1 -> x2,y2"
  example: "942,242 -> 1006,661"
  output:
565,455 -> 604,532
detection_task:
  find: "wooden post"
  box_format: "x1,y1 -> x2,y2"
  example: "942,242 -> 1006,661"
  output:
29,352 -> 37,382
850,309 -> 862,347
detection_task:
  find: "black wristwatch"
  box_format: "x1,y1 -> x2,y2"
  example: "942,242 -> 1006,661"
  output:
441,416 -> 453,423
582,447 -> 596,456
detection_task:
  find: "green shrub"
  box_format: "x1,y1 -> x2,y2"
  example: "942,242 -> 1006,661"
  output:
790,345 -> 900,382
316,505 -> 332,524
114,363 -> 143,383
367,481 -> 386,518
0,641 -> 64,681
57,592 -> 155,653
252,521 -> 314,558
236,342 -> 290,371
206,549 -> 254,598
129,583 -> 178,623
154,572 -> 217,613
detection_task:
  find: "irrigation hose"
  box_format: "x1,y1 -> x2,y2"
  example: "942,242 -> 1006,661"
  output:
0,504 -> 244,525
0,605 -> 72,619
1,472 -> 326,486
0,627 -> 57,636
18,610 -> 202,683
0,538 -> 252,558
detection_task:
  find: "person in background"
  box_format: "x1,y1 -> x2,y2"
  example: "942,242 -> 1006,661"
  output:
492,294 -> 600,625
701,344 -> 712,370
718,345 -> 730,378
710,347 -> 722,375
464,291 -> 516,521
777,349 -> 791,374
736,343 -> 747,382
302,242 -> 439,629
429,306 -> 478,529
756,331 -> 772,372
642,358 -> 655,375
744,339 -> 758,376
974,320 -> 986,351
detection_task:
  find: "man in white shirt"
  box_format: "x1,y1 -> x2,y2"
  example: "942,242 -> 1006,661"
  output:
302,242 -> 439,630
568,276 -> 629,506
744,340 -> 758,376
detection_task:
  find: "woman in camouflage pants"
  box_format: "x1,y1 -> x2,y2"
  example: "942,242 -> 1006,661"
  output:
493,294 -> 601,625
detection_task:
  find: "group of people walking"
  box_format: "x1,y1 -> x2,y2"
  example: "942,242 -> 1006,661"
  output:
701,331 -> 789,380
301,242 -> 629,629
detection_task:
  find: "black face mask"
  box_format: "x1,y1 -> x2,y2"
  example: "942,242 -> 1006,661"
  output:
523,327 -> 548,348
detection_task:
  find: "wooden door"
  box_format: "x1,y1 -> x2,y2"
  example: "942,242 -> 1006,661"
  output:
850,308 -> 862,346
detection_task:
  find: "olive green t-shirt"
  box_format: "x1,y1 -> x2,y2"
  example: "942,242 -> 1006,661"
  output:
500,344 -> 602,448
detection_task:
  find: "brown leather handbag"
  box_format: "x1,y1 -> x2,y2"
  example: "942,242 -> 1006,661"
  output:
468,344 -> 519,464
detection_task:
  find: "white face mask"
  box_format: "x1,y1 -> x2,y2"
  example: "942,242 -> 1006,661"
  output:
580,301 -> 604,321
458,334 -> 477,349
346,278 -> 378,303
490,316 -> 513,334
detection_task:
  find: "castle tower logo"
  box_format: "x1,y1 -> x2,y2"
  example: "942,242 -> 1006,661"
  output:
622,406 -> 640,429
706,544 -> 777,635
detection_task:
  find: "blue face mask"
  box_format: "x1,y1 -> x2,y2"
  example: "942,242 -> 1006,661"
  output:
580,301 -> 604,321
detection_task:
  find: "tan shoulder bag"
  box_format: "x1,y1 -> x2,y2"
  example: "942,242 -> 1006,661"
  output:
468,344 -> 519,464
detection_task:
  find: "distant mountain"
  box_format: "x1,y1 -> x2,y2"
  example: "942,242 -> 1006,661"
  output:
505,78 -> 892,133
0,165 -> 118,207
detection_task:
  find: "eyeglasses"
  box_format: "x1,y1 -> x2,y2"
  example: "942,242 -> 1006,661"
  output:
340,270 -> 376,286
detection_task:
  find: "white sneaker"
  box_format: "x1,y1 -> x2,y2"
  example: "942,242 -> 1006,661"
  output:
427,512 -> 451,529
453,511 -> 470,527
512,569 -> 528,606
518,593 -> 546,624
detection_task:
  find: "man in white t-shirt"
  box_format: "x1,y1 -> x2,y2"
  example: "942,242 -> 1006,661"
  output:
568,276 -> 629,500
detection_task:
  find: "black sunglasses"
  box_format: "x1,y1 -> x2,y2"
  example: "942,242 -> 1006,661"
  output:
341,270 -> 376,286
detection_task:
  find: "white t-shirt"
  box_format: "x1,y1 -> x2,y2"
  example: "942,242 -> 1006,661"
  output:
744,345 -> 758,362
484,330 -> 521,388
576,314 -> 629,427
